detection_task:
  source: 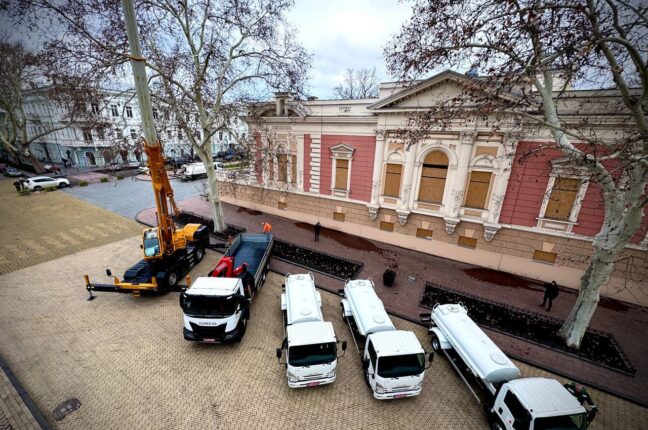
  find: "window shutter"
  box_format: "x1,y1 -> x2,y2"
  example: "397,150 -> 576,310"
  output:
464,171 -> 492,209
335,159 -> 349,190
544,178 -> 580,221
383,163 -> 402,197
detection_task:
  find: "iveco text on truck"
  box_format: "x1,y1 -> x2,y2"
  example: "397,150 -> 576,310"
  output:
180,233 -> 273,343
276,273 -> 347,388
421,304 -> 596,429
339,279 -> 432,399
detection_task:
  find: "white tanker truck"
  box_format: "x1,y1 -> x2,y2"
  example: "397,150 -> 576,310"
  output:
421,304 -> 594,430
276,273 -> 347,388
340,279 -> 433,400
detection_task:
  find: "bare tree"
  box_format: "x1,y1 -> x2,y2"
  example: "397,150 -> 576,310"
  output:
332,68 -> 380,99
386,0 -> 647,348
13,0 -> 310,232
0,37 -> 105,172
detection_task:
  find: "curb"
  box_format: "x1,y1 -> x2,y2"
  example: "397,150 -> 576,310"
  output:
0,355 -> 50,429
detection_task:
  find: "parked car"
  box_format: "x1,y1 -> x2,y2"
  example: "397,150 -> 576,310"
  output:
4,167 -> 23,177
138,164 -> 150,175
24,176 -> 70,191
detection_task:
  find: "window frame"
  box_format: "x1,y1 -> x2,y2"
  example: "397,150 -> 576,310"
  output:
382,162 -> 403,198
125,105 -> 133,118
537,174 -> 589,233
329,143 -> 355,198
463,170 -> 493,210
417,150 -> 449,205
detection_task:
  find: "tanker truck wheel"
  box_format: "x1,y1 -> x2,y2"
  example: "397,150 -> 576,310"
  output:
431,335 -> 441,352
195,247 -> 204,263
490,419 -> 505,430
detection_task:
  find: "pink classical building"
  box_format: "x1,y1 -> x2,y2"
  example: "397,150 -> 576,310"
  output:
219,71 -> 647,306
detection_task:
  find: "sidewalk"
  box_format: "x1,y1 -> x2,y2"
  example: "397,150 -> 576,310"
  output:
136,196 -> 648,406
0,356 -> 48,430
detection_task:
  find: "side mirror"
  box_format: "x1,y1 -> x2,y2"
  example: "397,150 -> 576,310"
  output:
362,360 -> 369,370
179,293 -> 186,309
342,341 -> 347,351
276,348 -> 282,359
420,312 -> 431,323
425,352 -> 434,370
337,289 -> 345,297
106,269 -> 112,277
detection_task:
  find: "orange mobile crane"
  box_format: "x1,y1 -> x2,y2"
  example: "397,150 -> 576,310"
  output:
84,0 -> 208,298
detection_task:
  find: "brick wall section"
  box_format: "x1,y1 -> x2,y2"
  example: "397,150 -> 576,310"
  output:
218,182 -> 647,282
303,134 -> 312,192
319,134 -> 376,202
500,141 -> 648,244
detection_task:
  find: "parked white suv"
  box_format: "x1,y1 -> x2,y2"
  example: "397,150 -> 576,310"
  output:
25,176 -> 70,191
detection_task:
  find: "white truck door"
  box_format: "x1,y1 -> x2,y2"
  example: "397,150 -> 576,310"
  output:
366,340 -> 378,391
497,389 -> 531,430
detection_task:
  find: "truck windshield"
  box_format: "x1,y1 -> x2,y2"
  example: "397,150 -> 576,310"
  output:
182,295 -> 239,318
534,413 -> 587,430
377,353 -> 425,378
288,342 -> 337,367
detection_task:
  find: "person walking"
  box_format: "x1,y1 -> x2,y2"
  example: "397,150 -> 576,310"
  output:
540,280 -> 559,311
262,221 -> 272,235
314,222 -> 321,242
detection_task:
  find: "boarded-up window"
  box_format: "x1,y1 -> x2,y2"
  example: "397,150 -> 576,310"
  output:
544,178 -> 580,221
380,221 -> 394,232
458,236 -> 477,249
418,151 -> 448,203
416,228 -> 433,239
464,171 -> 492,209
278,154 -> 288,182
533,250 -> 557,264
383,164 -> 402,197
333,212 -> 345,221
278,201 -> 287,210
335,159 -> 349,190
290,155 -> 297,184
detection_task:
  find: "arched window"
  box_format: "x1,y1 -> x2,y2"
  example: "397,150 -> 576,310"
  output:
418,151 -> 448,203
85,151 -> 96,166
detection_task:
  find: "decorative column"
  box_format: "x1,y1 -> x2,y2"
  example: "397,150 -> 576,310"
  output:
296,134 -> 304,191
367,132 -> 386,220
395,143 -> 417,225
483,134 -> 517,241
443,131 -> 475,235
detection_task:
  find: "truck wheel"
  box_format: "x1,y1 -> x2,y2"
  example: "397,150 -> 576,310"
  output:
167,271 -> 178,287
490,420 -> 505,430
236,318 -> 247,342
363,370 -> 370,387
195,247 -> 204,263
431,335 -> 441,352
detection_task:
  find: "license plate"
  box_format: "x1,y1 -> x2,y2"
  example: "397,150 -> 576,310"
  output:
307,382 -> 320,387
394,393 -> 407,398
203,338 -> 216,342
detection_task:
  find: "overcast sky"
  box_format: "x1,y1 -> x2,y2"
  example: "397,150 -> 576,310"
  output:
287,0 -> 412,99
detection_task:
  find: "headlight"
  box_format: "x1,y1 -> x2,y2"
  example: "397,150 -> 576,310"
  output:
376,383 -> 385,394
288,372 -> 298,383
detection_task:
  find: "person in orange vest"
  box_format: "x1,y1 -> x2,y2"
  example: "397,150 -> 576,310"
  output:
262,221 -> 272,235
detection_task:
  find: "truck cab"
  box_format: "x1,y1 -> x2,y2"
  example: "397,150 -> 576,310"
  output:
363,330 -> 427,399
180,277 -> 249,343
491,378 -> 588,430
277,273 -> 346,388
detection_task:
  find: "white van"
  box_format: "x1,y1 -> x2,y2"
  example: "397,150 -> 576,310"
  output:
182,162 -> 224,180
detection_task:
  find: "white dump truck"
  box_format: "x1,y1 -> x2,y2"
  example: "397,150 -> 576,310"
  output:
276,273 -> 347,388
421,304 -> 594,429
182,161 -> 224,180
339,279 -> 433,400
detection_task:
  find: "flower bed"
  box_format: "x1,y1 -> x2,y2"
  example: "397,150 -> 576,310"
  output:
420,282 -> 635,375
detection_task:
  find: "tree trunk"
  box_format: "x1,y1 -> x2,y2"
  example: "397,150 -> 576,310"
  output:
558,249 -> 614,348
28,152 -> 45,174
196,148 -> 226,233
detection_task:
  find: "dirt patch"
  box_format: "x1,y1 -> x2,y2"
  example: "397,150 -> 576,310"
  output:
464,267 -> 538,290
598,297 -> 631,312
236,207 -> 262,216
295,222 -> 383,253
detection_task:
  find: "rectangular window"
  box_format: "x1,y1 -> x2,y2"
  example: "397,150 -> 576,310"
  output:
383,163 -> 402,197
83,129 -> 93,142
533,250 -> 557,264
380,221 -> 394,232
219,131 -> 223,140
278,154 -> 288,182
130,129 -> 137,139
126,106 -> 133,118
91,103 -> 99,115
416,228 -> 433,239
177,130 -> 182,139
110,104 -> 118,117
464,171 -> 492,209
458,236 -> 477,249
544,178 -> 580,221
290,155 -> 297,184
418,165 -> 447,203
278,202 -> 287,210
335,159 -> 349,190
195,130 -> 202,141
333,212 -> 345,222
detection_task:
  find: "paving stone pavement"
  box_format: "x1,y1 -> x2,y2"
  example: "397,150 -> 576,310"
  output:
0,237 -> 646,429
0,179 -> 141,275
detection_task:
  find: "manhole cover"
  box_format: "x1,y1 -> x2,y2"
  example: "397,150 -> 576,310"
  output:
52,398 -> 81,421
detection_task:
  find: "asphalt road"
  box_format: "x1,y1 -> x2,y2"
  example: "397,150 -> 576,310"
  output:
64,177 -> 206,218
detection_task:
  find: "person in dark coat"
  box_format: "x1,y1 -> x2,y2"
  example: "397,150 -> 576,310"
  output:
540,280 -> 559,311
564,382 -> 597,423
314,222 -> 321,242
240,264 -> 255,298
